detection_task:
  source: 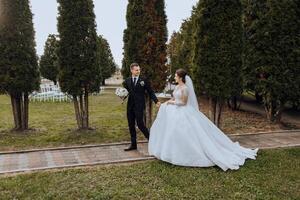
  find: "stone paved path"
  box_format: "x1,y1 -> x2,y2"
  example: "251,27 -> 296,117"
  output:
0,130 -> 299,174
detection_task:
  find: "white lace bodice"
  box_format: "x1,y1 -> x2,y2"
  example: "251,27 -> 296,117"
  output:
172,85 -> 189,106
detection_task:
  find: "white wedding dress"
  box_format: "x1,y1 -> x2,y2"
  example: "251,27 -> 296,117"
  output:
148,76 -> 258,171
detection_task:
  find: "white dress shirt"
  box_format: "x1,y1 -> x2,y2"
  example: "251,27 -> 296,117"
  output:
132,76 -> 139,86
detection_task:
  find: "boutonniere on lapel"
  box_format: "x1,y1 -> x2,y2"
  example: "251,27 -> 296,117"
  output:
140,81 -> 145,86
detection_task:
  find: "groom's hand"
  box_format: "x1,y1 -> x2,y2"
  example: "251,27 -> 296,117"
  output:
156,102 -> 161,107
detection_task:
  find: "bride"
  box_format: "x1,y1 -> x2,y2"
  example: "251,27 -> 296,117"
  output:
148,68 -> 258,171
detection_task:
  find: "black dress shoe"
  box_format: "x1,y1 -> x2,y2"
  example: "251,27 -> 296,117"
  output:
124,145 -> 137,151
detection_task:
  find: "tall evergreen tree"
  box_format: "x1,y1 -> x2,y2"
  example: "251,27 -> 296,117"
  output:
122,0 -> 146,78
40,34 -> 59,84
122,0 -> 168,127
57,0 -> 101,129
167,20 -> 194,77
243,0 -> 300,123
168,6 -> 198,78
242,0 -> 268,100
175,19 -> 195,75
0,0 -> 40,131
167,31 -> 180,76
142,0 -> 168,127
142,0 -> 168,88
97,35 -> 117,85
193,0 -> 243,127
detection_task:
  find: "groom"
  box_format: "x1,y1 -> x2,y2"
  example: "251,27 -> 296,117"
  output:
123,63 -> 160,151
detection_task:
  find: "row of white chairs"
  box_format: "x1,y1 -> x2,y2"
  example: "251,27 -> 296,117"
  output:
29,92 -> 72,102
29,90 -> 104,102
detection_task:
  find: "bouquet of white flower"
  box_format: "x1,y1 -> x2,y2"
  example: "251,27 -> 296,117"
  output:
115,87 -> 129,103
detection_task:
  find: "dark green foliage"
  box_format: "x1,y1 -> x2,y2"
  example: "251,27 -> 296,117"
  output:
167,6 -> 198,78
141,0 -> 168,91
122,0 -> 146,79
243,0 -> 300,122
57,0 -> 101,96
192,0 -> 243,125
0,0 -> 40,95
193,0 -> 243,99
97,35 -> 117,85
122,0 -> 168,91
39,34 -> 59,84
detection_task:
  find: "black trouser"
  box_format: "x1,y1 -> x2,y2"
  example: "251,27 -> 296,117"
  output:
127,106 -> 149,146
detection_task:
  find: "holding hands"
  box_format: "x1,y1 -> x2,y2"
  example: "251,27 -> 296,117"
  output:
166,98 -> 175,105
156,102 -> 161,107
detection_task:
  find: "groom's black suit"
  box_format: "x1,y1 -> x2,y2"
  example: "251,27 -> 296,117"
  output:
123,77 -> 158,147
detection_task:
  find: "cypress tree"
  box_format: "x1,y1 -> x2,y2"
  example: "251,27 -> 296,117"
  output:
57,0 -> 101,129
193,0 -> 243,126
122,0 -> 146,78
0,0 -> 40,131
168,19 -> 194,77
97,35 -> 117,85
40,34 -> 59,85
243,0 -> 300,122
167,31 -> 180,77
176,19 -> 195,75
122,0 -> 168,127
142,0 -> 168,127
168,6 -> 198,77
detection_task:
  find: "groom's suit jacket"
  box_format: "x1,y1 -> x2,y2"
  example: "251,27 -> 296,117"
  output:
123,77 -> 158,110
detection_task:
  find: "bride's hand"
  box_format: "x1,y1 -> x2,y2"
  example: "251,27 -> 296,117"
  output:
166,100 -> 175,105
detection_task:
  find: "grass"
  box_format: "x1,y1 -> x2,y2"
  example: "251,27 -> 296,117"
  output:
0,148 -> 299,199
0,89 -> 297,151
0,90 -> 131,151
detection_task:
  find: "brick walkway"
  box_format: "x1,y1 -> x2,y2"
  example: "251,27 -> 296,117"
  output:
0,130 -> 299,174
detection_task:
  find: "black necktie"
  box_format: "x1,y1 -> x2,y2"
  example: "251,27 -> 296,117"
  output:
133,77 -> 137,86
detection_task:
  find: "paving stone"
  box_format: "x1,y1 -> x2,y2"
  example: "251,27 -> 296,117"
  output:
0,131 -> 299,174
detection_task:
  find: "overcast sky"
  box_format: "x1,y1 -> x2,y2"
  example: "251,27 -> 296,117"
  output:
31,0 -> 198,66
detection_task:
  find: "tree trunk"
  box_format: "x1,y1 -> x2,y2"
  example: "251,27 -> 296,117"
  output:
274,104 -> 283,124
86,91 -> 89,128
10,94 -> 19,130
10,93 -> 30,131
15,95 -> 22,130
145,96 -> 153,129
79,94 -> 84,118
209,97 -> 223,127
73,95 -> 82,129
209,97 -> 216,122
215,99 -> 223,127
73,91 -> 89,130
20,94 -> 25,130
228,96 -> 238,110
102,79 -> 105,86
264,99 -> 276,122
82,89 -> 89,129
255,91 -> 263,103
79,94 -> 87,129
22,93 -> 29,130
264,99 -> 284,123
80,94 -> 86,129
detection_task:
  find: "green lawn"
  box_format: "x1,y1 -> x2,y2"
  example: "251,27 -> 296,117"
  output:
0,90 -> 133,151
0,148 -> 299,199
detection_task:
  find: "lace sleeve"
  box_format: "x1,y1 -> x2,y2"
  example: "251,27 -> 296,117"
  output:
182,87 -> 189,97
175,86 -> 189,106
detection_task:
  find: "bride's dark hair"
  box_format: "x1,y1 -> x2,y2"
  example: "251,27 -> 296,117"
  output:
176,68 -> 187,83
